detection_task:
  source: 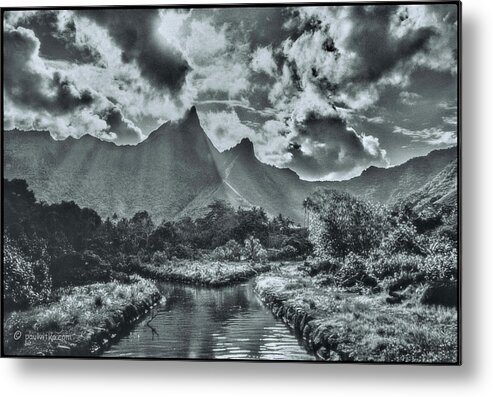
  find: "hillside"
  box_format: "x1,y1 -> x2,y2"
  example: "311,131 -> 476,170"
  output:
3,106 -> 458,223
401,159 -> 458,211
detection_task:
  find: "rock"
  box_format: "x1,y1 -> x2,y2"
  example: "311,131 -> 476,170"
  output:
386,295 -> 402,304
420,280 -> 457,307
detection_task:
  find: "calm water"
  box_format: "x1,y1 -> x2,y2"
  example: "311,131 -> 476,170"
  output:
102,281 -> 315,360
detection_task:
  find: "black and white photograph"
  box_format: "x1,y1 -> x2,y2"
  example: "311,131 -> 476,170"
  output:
2,2 -> 460,363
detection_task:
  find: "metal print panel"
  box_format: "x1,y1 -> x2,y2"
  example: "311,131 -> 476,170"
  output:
1,2 -> 461,363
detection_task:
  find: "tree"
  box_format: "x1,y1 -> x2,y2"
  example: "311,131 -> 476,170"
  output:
196,200 -> 238,248
243,236 -> 267,262
3,236 -> 51,311
306,190 -> 385,259
234,207 -> 269,244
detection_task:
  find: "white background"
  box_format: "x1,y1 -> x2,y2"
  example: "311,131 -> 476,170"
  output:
0,0 -> 490,396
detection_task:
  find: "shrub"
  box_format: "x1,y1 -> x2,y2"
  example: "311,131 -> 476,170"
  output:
3,237 -> 52,311
418,250 -> 457,281
380,220 -> 425,256
151,250 -> 168,266
366,253 -> 422,280
307,257 -> 342,276
211,239 -> 242,261
243,236 -> 267,262
50,251 -> 111,288
338,252 -> 367,281
268,244 -> 298,261
170,244 -> 194,259
306,190 -> 385,259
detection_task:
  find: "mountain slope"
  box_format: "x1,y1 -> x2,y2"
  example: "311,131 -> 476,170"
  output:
328,147 -> 458,205
3,107 -> 222,221
3,106 -> 458,223
400,159 -> 458,211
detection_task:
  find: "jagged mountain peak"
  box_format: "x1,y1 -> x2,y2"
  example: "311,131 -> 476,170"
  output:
145,105 -> 204,142
230,137 -> 255,156
181,105 -> 201,129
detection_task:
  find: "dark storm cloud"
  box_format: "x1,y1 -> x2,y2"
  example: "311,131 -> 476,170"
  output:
3,24 -> 142,145
102,107 -> 143,145
198,7 -> 290,49
4,26 -> 96,114
6,10 -> 102,64
3,5 -> 458,179
75,9 -> 190,94
284,113 -> 387,180
338,6 -> 437,84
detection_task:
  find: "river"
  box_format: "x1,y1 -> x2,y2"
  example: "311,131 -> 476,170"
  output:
102,280 -> 315,360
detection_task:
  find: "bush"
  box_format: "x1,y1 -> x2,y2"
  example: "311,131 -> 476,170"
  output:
170,244 -> 194,259
307,258 -> 342,276
306,190 -> 385,259
243,236 -> 267,262
211,240 -> 242,261
268,244 -> 298,261
380,220 -> 425,256
50,251 -> 111,288
338,252 -> 367,282
151,250 -> 168,266
3,237 -> 52,311
418,250 -> 457,281
365,253 -> 422,280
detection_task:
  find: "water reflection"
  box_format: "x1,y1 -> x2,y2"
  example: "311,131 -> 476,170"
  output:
102,281 -> 315,360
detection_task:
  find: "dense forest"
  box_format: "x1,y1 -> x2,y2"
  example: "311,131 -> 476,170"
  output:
3,178 -> 311,311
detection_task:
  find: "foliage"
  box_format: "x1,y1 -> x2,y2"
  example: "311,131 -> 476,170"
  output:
50,251 -> 111,288
243,236 -> 267,262
365,253 -> 422,280
3,179 -> 305,310
210,239 -> 243,261
255,267 -> 458,363
4,277 -> 159,355
151,250 -> 168,266
271,244 -> 298,260
417,250 -> 458,281
3,236 -> 51,311
380,219 -> 425,256
306,190 -> 385,259
135,260 -> 270,286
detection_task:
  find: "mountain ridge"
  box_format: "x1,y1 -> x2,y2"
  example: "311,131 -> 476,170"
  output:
3,107 -> 457,223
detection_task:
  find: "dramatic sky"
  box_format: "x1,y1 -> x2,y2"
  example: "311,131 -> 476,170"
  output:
3,4 -> 458,181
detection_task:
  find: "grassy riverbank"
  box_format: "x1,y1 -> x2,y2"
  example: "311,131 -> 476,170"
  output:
255,264 -> 458,363
136,260 -> 272,286
4,276 -> 161,356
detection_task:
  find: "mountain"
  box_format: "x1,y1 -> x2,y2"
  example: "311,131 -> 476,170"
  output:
330,147 -> 458,205
400,159 -> 458,211
3,106 -> 458,223
3,106 -> 222,221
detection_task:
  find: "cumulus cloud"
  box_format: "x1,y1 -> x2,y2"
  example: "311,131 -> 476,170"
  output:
393,126 -> 456,146
200,110 -> 256,152
3,5 -> 458,179
251,46 -> 277,76
74,9 -> 190,94
4,10 -> 102,65
3,24 -> 143,145
285,112 -> 388,180
399,91 -> 422,106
